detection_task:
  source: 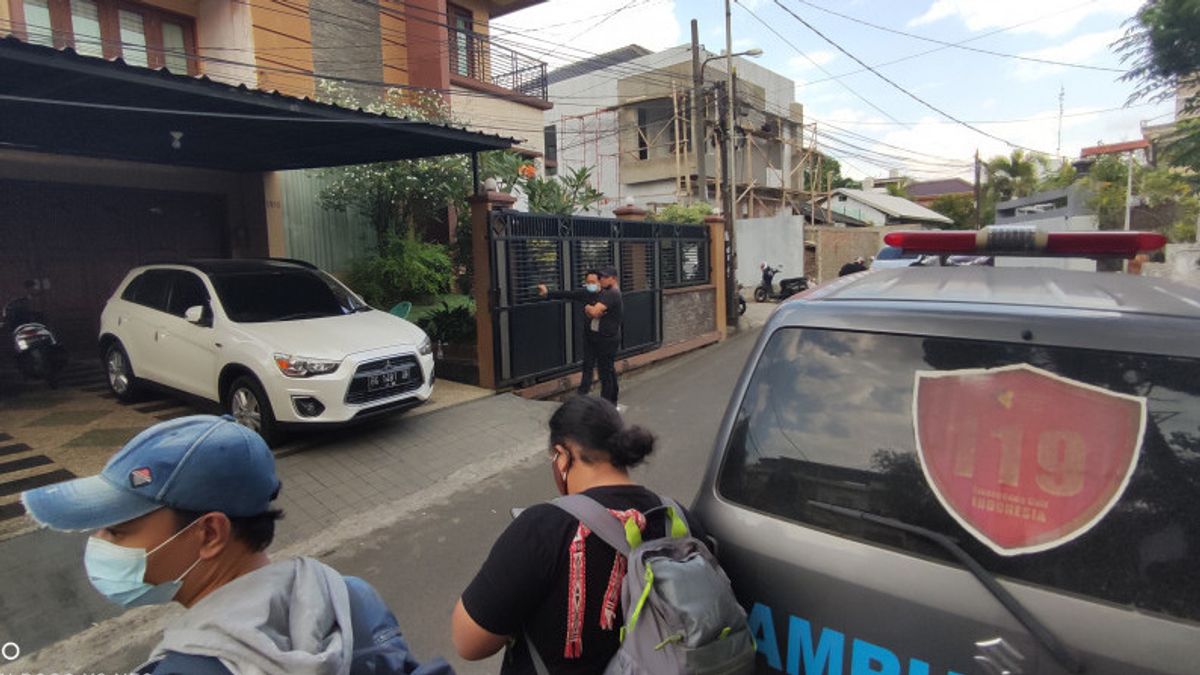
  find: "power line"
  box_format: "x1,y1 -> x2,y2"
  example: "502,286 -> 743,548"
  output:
810,103 -> 1159,126
772,0 -> 1053,155
793,0 -> 1125,74
734,1 -> 907,126
803,0 -> 1103,86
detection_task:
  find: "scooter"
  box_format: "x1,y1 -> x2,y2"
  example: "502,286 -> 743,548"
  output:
735,285 -> 747,316
754,265 -> 809,303
2,299 -> 67,389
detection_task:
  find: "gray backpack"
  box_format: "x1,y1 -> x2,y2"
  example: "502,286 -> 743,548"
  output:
528,494 -> 756,675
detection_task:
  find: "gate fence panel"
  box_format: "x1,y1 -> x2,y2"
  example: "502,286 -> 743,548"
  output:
489,211 -> 710,387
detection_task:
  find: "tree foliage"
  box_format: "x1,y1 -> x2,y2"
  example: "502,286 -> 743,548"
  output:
649,202 -> 714,224
1117,0 -> 1200,173
930,193 -> 977,230
1084,154 -> 1200,240
347,234 -> 454,307
316,85 -> 473,249
985,150 -> 1044,202
885,179 -> 912,198
484,152 -> 605,215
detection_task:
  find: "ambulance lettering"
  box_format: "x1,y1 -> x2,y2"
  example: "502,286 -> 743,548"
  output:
748,602 -> 966,675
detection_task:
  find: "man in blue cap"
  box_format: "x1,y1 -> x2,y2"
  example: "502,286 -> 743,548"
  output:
23,414 -> 450,675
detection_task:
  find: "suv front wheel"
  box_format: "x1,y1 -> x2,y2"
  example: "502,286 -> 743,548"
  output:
103,341 -> 141,402
227,375 -> 281,446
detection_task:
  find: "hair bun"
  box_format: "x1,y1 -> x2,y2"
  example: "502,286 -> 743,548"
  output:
609,425 -> 656,468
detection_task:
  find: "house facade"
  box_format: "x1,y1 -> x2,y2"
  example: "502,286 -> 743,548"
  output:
819,188 -> 953,228
0,0 -> 527,346
906,177 -> 973,208
545,44 -> 806,218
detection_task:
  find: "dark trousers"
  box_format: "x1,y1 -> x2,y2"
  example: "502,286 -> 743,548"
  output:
578,333 -> 619,404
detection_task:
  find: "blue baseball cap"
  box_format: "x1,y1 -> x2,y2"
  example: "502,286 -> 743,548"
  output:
22,415 -> 280,532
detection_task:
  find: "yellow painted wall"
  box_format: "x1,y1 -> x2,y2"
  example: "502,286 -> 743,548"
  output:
0,0 -> 12,29
249,0 -> 315,99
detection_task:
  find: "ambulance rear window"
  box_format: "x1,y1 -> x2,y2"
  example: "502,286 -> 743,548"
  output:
717,327 -> 1200,622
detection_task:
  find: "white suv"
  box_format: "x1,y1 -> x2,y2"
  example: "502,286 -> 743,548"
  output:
99,259 -> 434,444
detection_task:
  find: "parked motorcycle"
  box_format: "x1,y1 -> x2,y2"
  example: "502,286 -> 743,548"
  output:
2,295 -> 67,389
736,285 -> 747,316
754,264 -> 809,303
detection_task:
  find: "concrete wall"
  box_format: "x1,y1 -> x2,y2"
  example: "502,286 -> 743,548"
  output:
1142,244 -> 1200,286
735,214 -> 806,288
663,285 -> 716,345
546,44 -> 802,215
807,226 -> 896,284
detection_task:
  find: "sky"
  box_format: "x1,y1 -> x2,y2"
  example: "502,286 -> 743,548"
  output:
493,0 -> 1175,181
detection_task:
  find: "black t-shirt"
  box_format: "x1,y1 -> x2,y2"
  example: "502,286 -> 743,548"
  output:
461,485 -> 706,675
591,287 -> 623,340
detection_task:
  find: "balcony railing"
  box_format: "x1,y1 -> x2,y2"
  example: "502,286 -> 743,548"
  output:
449,28 -> 548,102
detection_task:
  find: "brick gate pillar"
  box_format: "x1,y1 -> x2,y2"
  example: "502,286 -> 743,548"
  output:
470,189 -> 517,390
705,214 -> 728,339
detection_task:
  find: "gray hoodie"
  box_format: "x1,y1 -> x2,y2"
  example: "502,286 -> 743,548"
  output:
141,557 -> 354,675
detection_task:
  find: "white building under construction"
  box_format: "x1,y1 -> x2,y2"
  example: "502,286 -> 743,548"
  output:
543,44 -> 813,218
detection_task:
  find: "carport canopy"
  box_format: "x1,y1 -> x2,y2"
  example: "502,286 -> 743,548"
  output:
0,37 -> 516,171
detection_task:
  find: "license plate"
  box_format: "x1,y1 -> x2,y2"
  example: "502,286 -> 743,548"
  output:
368,371 -> 400,392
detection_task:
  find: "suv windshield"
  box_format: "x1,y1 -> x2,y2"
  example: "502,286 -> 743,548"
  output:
718,328 -> 1200,623
210,269 -> 370,323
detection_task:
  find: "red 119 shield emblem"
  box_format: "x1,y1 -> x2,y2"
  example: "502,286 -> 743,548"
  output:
914,364 -> 1146,556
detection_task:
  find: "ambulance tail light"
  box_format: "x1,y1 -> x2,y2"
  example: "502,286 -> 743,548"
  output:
883,228 -> 1167,259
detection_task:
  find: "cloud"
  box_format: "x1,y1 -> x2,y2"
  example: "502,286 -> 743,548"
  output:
493,0 -> 682,68
1010,29 -> 1124,80
908,0 -> 1141,37
787,51 -> 836,72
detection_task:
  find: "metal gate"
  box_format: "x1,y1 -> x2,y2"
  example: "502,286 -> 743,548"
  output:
489,210 -> 709,387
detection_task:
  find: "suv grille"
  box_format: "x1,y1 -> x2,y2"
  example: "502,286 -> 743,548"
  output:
344,355 -> 423,405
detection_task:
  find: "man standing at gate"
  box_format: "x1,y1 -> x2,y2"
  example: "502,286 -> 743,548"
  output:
538,271 -> 601,397
585,266 -> 624,406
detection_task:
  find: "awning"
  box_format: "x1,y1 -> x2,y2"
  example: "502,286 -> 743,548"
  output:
0,37 -> 516,171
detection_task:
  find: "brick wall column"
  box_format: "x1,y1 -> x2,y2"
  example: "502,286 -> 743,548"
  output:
470,190 -> 517,389
705,214 -> 728,339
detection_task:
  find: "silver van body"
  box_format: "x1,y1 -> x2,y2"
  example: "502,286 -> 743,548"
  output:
693,266 -> 1200,675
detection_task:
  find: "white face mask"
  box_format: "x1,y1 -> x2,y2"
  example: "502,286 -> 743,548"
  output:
84,518 -> 203,608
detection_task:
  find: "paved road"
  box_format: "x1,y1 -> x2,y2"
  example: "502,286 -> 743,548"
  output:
11,310 -> 767,673
325,324 -> 762,674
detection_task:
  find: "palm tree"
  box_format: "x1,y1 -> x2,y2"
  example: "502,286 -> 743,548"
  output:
985,150 -> 1042,202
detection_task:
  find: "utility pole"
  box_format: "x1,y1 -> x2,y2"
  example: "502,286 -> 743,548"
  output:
1056,85 -> 1065,160
723,0 -> 738,326
690,20 -> 707,203
810,124 -> 819,227
1123,150 -> 1134,231
974,149 -> 982,229
717,82 -> 734,300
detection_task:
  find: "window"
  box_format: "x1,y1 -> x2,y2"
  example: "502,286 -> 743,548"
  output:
21,0 -> 52,46
166,272 -> 209,318
161,20 -> 187,73
123,270 -> 172,311
69,0 -> 102,58
634,100 -> 676,161
448,4 -> 474,79
118,9 -> 147,67
718,328 -> 1200,622
11,0 -> 198,74
210,270 -> 367,323
544,125 -> 558,177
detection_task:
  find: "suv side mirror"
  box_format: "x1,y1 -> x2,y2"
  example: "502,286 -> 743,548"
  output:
185,305 -> 210,326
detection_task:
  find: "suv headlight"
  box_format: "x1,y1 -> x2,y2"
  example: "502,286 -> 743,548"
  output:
418,335 -> 433,356
274,354 -> 340,378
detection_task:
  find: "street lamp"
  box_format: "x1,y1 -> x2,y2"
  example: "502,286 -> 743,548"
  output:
699,48 -> 762,82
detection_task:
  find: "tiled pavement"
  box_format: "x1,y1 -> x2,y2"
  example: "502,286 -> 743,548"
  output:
0,361 -> 493,541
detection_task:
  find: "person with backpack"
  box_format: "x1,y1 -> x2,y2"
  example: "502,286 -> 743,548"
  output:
451,396 -> 754,675
21,414 -> 451,675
